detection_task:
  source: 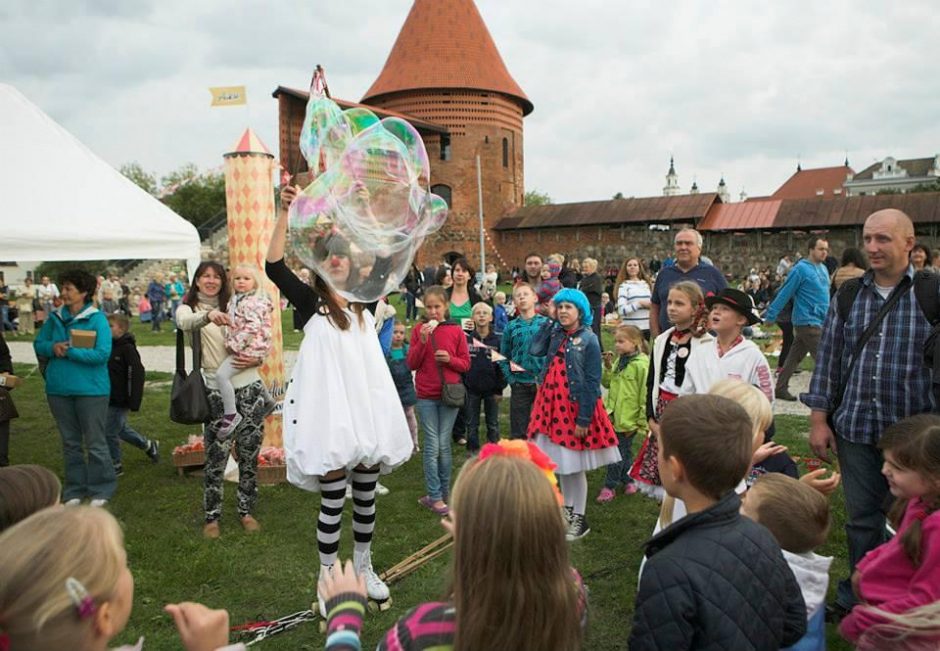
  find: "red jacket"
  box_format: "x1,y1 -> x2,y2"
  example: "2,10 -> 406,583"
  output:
407,321 -> 471,400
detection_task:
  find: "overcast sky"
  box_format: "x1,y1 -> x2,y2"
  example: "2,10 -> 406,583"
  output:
2,0 -> 938,203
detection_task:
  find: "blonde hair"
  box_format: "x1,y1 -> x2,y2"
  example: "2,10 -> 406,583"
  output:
449,455 -> 581,651
748,473 -> 830,553
615,324 -> 648,355
0,506 -> 126,647
231,264 -> 269,300
857,601 -> 940,650
581,258 -> 597,273
471,302 -> 493,317
493,291 -> 506,304
512,283 -> 536,299
547,253 -> 565,265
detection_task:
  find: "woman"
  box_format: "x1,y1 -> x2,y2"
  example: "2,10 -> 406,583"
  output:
911,243 -> 933,272
146,272 -> 166,332
176,261 -> 269,538
33,270 -> 114,505
16,277 -> 37,335
579,258 -> 604,343
446,258 -> 483,327
832,247 -> 868,292
614,257 -> 653,340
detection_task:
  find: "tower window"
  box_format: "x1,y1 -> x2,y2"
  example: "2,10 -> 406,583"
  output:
431,184 -> 452,209
502,138 -> 509,168
440,134 -> 451,161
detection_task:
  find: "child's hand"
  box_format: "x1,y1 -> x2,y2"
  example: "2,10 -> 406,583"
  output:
319,559 -> 367,602
420,320 -> 439,343
751,442 -> 788,466
602,351 -> 614,369
800,468 -> 842,496
434,350 -> 451,364
574,425 -> 589,439
851,570 -> 862,600
165,602 -> 230,651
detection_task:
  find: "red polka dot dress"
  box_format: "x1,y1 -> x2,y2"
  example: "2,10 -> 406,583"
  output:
527,340 -> 620,473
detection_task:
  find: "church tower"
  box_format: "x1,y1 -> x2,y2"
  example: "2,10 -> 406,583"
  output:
663,157 -> 680,196
361,0 -> 532,266
717,177 -> 731,203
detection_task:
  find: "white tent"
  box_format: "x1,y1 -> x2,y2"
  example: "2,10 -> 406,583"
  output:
0,84 -> 201,276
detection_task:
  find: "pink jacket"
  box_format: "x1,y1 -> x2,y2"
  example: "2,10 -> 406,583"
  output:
840,498 -> 940,643
225,292 -> 273,359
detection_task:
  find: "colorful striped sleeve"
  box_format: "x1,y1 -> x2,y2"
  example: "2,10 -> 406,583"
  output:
324,592 -> 368,651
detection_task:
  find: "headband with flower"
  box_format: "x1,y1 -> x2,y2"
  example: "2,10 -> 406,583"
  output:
478,440 -> 563,505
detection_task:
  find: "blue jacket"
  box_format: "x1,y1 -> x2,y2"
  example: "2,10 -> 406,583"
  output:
530,321 -> 602,427
34,302 -> 112,397
764,259 -> 830,327
493,304 -> 509,333
386,347 -> 417,407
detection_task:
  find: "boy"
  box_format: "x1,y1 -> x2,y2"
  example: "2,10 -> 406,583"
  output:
681,287 -> 774,404
106,314 -> 158,475
741,473 -> 834,651
498,284 -> 548,439
493,291 -> 509,333
629,394 -> 806,650
463,303 -> 507,453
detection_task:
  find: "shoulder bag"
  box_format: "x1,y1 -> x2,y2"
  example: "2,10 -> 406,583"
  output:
170,327 -> 211,424
430,329 -> 466,408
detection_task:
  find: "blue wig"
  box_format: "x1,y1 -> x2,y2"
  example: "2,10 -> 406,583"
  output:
552,288 -> 593,327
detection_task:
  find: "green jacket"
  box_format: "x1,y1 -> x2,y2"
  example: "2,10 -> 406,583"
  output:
602,352 -> 649,435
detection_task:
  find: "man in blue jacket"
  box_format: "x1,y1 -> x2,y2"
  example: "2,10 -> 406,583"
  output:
763,237 -> 831,400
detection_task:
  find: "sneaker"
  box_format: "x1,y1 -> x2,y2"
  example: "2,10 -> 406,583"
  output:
562,505 -> 574,526
375,482 -> 390,496
354,549 -> 391,608
624,482 -> 639,495
456,437 -> 468,446
596,487 -> 616,503
146,440 -> 160,464
240,515 -> 261,532
203,521 -> 221,539
113,464 -> 124,478
216,413 -> 242,440
566,513 -> 590,541
316,565 -> 333,618
90,499 -> 109,508
64,498 -> 82,507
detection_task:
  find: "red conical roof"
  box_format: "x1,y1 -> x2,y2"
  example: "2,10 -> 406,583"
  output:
229,128 -> 271,156
362,0 -> 532,115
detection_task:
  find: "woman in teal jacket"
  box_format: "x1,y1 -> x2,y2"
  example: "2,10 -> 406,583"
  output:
34,270 -> 114,505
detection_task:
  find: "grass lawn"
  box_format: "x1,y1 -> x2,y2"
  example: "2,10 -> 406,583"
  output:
7,357 -> 852,651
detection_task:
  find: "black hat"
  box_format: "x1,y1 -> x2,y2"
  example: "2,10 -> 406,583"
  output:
705,288 -> 762,325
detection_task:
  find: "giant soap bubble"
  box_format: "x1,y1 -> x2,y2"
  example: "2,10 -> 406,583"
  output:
289,68 -> 448,303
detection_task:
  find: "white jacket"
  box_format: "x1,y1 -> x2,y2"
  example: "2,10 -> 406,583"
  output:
680,338 -> 774,404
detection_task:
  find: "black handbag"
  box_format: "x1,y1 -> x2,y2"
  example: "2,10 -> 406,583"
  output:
170,328 -> 210,424
0,388 -> 18,422
431,330 -> 466,408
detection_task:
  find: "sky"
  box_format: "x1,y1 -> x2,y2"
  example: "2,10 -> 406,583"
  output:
2,0 -> 939,204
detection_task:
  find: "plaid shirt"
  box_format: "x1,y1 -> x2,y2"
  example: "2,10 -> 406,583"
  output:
802,266 -> 935,444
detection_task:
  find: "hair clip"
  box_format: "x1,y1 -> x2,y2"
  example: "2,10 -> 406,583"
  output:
479,440 -> 564,505
65,577 -> 97,620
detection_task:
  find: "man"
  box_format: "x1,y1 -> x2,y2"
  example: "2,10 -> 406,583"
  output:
517,252 -> 544,293
649,229 -> 727,337
802,209 -> 935,619
763,237 -> 831,400
36,275 -> 59,316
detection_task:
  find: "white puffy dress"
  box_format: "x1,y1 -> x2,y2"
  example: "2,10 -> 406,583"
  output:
283,308 -> 413,492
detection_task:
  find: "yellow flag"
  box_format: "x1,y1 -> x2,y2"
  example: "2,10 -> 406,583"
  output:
209,86 -> 247,107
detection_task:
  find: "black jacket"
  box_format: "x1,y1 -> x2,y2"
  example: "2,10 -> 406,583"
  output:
628,491 -> 806,651
579,272 -> 603,308
463,330 -> 507,396
108,333 -> 145,411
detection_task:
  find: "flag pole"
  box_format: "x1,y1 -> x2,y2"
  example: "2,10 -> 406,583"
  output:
476,154 -> 485,274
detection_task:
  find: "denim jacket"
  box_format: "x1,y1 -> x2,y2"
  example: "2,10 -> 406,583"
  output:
530,321 -> 602,427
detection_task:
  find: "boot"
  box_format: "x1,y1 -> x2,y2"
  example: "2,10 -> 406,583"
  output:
354,548 -> 391,610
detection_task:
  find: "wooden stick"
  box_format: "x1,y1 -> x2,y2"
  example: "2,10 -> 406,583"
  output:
380,534 -> 453,584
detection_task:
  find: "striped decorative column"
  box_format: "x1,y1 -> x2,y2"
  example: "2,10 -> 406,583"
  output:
223,128 -> 285,447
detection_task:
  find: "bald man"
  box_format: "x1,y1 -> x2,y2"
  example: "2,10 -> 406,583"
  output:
802,209 -> 937,619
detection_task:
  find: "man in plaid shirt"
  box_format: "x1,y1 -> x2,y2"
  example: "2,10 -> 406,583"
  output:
802,208 -> 936,618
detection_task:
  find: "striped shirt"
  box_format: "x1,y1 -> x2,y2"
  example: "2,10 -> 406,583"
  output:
617,280 -> 652,331
801,267 -> 936,445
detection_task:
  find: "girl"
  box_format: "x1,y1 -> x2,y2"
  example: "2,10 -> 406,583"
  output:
840,414 -> 940,646
320,445 -> 586,651
630,280 -> 711,501
214,265 -> 274,439
527,288 -> 620,540
386,321 -> 419,453
615,257 -> 653,340
267,186 -> 413,615
407,286 -> 471,515
0,506 -> 240,651
596,325 -> 649,502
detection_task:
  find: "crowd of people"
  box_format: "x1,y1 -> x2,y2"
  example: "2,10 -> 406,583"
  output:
1,205 -> 940,650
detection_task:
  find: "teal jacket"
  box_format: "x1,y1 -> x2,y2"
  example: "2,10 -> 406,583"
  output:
498,314 -> 549,385
602,352 -> 649,435
34,302 -> 112,397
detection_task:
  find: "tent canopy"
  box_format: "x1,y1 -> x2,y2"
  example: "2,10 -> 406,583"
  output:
0,84 -> 201,277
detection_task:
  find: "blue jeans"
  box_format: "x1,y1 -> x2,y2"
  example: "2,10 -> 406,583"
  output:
836,435 -> 890,609
604,431 -> 636,489
105,407 -> 150,465
404,292 -> 418,321
0,305 -> 12,331
416,398 -> 459,502
150,300 -> 164,331
465,392 -> 499,452
48,395 -> 115,501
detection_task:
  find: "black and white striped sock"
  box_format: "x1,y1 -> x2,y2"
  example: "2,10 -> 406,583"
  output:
351,468 -> 379,555
317,475 -> 347,567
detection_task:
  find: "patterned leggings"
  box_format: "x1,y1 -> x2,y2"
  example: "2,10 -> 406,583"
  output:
203,381 -> 268,522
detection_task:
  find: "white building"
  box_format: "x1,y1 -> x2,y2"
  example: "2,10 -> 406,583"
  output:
844,155 -> 940,196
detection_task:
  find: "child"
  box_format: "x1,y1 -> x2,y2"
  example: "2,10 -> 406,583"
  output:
499,284 -> 548,440
0,464 -> 60,532
320,443 -> 587,651
839,414 -> 940,647
680,287 -> 774,404
537,260 -> 562,313
741,473 -> 834,651
215,265 -> 274,439
387,321 -> 419,453
492,291 -> 509,333
597,325 -> 649,502
106,314 -> 159,476
527,288 -> 620,540
463,302 -> 507,454
629,394 -> 807,649
0,506 -> 241,651
406,285 -> 471,516
631,280 -> 712,501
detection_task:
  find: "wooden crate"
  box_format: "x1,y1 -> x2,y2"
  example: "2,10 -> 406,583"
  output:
172,450 -> 206,476
257,464 -> 287,486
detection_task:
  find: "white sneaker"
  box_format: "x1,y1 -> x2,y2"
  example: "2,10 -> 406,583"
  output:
375,482 -> 390,496
354,549 -> 390,608
316,564 -> 333,619
64,498 -> 81,507
90,499 -> 109,508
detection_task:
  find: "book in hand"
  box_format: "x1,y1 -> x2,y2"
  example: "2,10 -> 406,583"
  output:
70,329 -> 97,348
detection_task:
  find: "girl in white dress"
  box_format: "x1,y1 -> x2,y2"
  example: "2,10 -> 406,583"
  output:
265,185 -> 412,615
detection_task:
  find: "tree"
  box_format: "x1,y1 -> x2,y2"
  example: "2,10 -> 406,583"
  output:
524,189 -> 552,207
120,162 -> 158,195
613,191 -> 624,200
160,165 -> 227,231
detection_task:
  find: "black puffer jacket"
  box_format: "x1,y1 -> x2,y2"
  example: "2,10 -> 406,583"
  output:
108,333 -> 145,411
628,491 -> 806,651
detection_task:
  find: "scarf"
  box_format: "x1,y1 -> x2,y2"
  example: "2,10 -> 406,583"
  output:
195,291 -> 220,312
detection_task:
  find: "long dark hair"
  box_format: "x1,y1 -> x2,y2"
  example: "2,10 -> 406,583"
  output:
184,261 -> 230,310
312,274 -> 364,330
